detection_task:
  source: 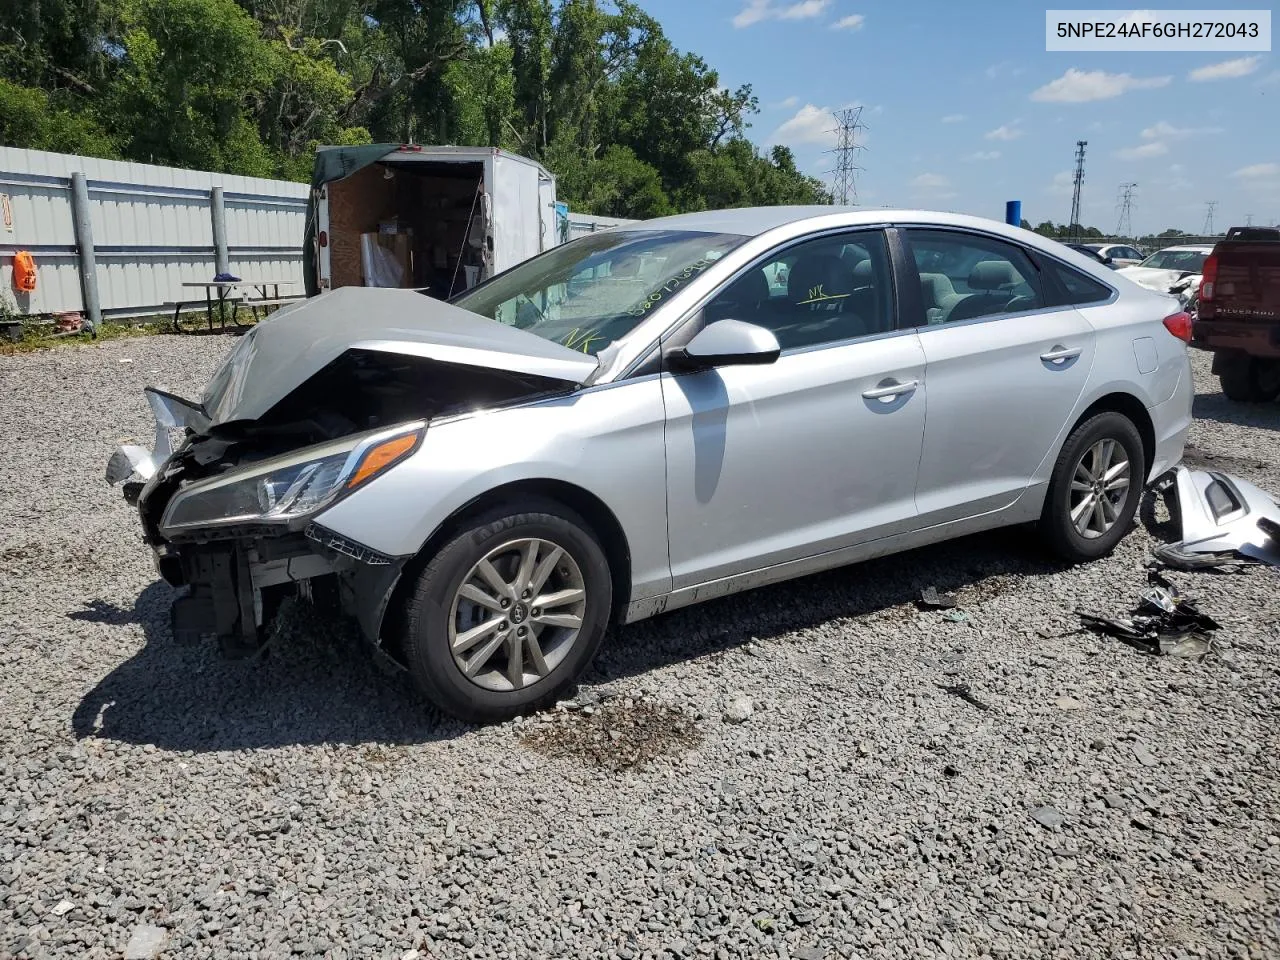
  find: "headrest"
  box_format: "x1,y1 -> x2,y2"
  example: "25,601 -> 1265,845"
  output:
968,260 -> 1020,291
851,259 -> 875,281
788,254 -> 852,304
918,272 -> 956,303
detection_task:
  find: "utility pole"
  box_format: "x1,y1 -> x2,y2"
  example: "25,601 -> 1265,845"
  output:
826,107 -> 867,205
1116,182 -> 1137,239
1069,140 -> 1087,239
1202,200 -> 1218,236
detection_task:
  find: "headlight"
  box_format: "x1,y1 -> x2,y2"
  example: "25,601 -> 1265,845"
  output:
160,422 -> 424,534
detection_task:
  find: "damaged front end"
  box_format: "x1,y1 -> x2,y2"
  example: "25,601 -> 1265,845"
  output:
106,287 -> 599,659
112,394 -> 425,657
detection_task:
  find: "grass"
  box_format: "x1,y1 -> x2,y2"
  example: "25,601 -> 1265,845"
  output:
0,312 -> 250,355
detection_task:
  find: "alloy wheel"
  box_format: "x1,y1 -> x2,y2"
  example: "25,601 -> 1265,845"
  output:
1068,438 -> 1131,539
448,537 -> 587,692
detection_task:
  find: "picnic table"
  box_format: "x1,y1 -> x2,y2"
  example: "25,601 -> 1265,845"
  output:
171,279 -> 300,332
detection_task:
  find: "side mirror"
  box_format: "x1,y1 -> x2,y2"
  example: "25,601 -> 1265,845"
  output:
1103,256 -> 1114,265
670,319 -> 781,370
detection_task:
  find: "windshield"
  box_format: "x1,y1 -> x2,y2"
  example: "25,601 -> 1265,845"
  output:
451,229 -> 747,356
1140,249 -> 1208,272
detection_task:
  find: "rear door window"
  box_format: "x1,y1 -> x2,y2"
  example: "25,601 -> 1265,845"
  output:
902,229 -> 1044,325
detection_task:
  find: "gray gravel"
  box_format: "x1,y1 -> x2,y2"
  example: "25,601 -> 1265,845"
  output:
1,335 -> 1278,960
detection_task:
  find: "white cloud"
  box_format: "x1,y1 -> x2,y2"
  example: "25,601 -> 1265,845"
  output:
770,103 -> 837,146
833,14 -> 865,30
776,95 -> 800,109
1189,56 -> 1260,82
985,123 -> 1023,141
1234,163 -> 1280,179
733,0 -> 830,27
1048,171 -> 1074,195
911,173 -> 950,190
964,151 -> 1001,161
985,62 -> 1024,80
941,113 -> 966,124
1116,141 -> 1168,160
1140,120 -> 1223,140
1031,68 -> 1172,103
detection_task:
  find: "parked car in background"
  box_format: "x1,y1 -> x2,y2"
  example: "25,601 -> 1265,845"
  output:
1193,226 -> 1280,401
1115,245 -> 1213,296
1084,243 -> 1144,267
107,208 -> 1193,722
1067,243 -> 1116,268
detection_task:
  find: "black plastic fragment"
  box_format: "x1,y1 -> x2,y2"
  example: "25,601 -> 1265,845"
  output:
919,586 -> 959,610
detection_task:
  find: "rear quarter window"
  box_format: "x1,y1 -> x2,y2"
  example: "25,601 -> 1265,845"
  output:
1045,259 -> 1113,306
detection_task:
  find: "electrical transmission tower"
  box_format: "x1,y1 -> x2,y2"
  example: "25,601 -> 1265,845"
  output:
1116,182 -> 1137,238
826,107 -> 867,205
1068,140 -> 1087,238
1245,213 -> 1254,226
1202,200 -> 1218,235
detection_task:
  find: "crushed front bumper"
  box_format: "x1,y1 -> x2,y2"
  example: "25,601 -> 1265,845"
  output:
107,396 -> 410,659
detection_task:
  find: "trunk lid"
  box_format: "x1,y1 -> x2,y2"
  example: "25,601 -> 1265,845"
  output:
201,286 -> 600,426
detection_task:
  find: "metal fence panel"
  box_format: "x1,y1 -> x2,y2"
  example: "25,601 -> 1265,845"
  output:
0,147 -> 308,320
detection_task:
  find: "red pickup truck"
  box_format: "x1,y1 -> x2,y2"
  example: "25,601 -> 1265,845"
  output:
1194,226 -> 1280,401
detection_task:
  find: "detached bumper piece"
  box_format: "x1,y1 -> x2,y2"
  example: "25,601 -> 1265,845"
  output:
1152,465 -> 1280,569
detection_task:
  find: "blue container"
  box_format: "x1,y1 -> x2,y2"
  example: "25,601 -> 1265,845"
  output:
1005,200 -> 1022,226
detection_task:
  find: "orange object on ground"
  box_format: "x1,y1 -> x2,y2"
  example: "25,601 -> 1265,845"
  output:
12,250 -> 36,292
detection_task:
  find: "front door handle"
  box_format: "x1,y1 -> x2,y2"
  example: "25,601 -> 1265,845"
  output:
862,378 -> 919,401
1040,345 -> 1082,364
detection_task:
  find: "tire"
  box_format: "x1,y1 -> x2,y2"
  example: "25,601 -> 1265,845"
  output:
1039,412 -> 1145,563
401,499 -> 612,723
1218,357 -> 1280,403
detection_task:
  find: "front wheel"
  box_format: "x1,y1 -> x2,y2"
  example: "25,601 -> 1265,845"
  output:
1039,412 -> 1145,562
401,501 -> 612,723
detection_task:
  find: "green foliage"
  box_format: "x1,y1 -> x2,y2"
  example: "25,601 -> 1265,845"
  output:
0,79 -> 119,155
0,0 -> 830,216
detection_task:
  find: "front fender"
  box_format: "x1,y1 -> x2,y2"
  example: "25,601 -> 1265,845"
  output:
313,378 -> 672,602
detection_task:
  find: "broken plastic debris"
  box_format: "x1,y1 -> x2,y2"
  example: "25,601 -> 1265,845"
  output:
919,586 -> 959,609
937,683 -> 991,712
1153,466 -> 1280,568
1077,572 -> 1219,658
942,609 -> 970,623
1151,543 -> 1256,572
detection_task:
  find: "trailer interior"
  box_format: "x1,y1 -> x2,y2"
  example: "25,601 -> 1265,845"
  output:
323,159 -> 490,298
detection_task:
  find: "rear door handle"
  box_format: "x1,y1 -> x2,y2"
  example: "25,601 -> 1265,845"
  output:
862,378 -> 919,401
1040,345 -> 1082,364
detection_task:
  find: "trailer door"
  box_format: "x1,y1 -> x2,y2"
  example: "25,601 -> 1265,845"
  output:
491,154 -> 542,273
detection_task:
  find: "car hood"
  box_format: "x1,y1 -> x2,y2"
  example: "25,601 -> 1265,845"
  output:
200,287 -> 600,426
1115,266 -> 1186,291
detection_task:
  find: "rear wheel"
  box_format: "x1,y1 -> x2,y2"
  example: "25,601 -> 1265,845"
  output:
401,501 -> 612,723
1218,356 -> 1280,402
1040,412 -> 1144,562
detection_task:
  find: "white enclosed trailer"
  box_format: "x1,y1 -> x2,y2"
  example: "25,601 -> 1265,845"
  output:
306,144 -> 558,299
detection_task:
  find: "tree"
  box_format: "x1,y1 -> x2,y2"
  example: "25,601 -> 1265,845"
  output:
0,0 -> 836,216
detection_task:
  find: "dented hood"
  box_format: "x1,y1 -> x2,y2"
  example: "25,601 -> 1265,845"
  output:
1115,266 -> 1190,293
200,287 -> 600,425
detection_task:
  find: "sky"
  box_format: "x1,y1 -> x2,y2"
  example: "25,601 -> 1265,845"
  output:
633,0 -> 1279,235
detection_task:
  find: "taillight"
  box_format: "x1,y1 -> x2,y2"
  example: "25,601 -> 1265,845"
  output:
1199,253 -> 1217,301
1163,311 -> 1193,342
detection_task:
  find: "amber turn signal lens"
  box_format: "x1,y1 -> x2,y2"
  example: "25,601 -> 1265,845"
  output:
347,433 -> 419,489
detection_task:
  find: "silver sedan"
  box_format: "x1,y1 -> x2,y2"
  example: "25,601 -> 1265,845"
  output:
108,208 -> 1194,721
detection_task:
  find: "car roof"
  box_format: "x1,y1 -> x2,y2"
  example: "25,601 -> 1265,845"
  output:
1154,244 -> 1214,252
611,206 -> 1072,244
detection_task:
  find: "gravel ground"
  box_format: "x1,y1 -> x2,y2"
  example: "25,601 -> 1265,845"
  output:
1,335 -> 1278,960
